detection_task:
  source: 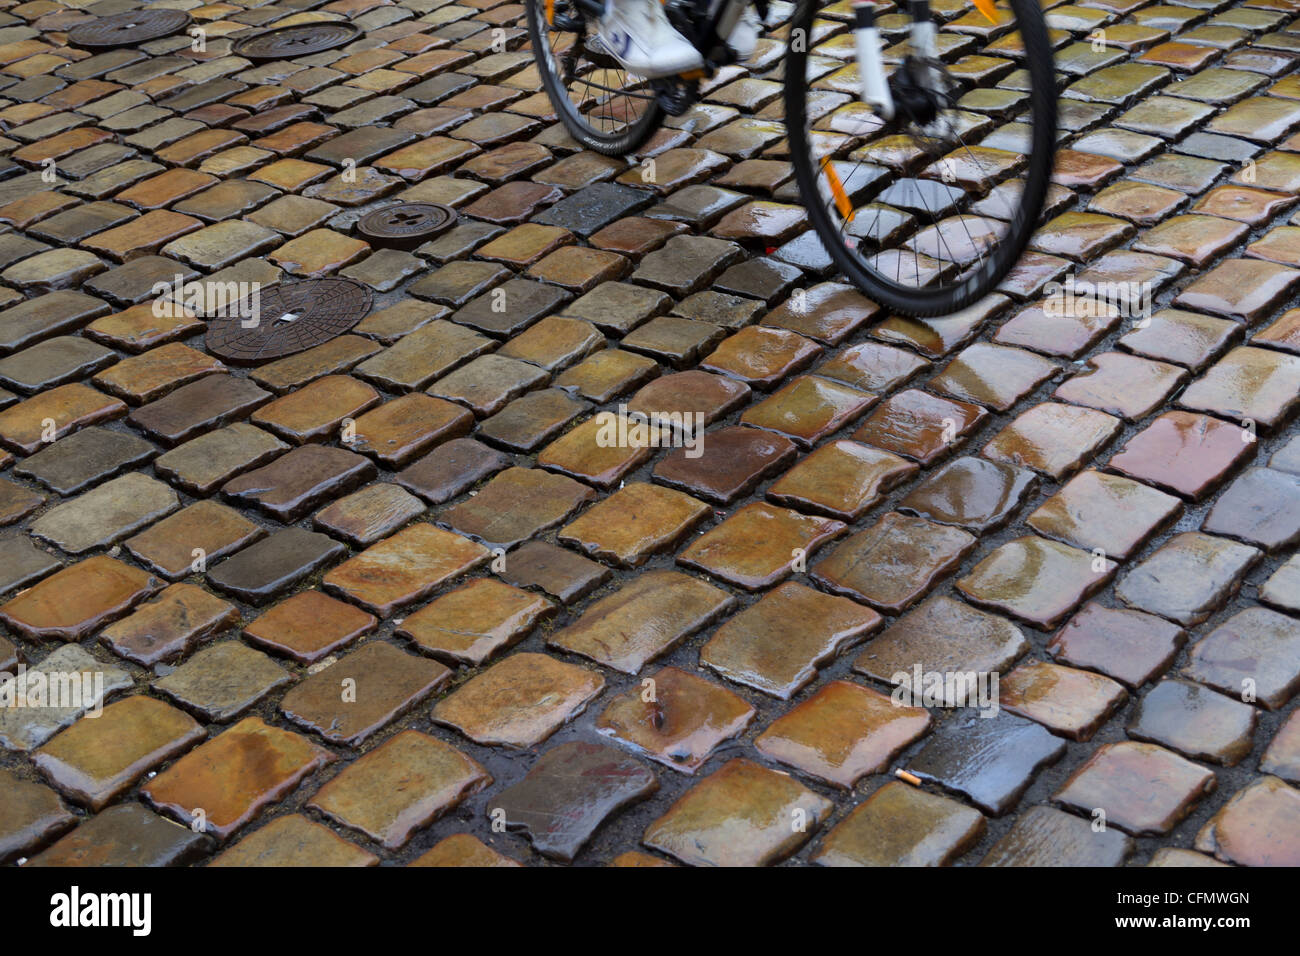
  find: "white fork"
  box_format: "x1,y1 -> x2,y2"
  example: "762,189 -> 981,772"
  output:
852,0 -> 939,120
852,1 -> 894,119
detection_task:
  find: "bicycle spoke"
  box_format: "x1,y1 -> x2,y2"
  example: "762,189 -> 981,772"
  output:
527,0 -> 660,151
786,0 -> 1054,314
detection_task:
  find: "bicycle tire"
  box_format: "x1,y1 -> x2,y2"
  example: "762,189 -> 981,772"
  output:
526,0 -> 665,156
784,0 -> 1057,316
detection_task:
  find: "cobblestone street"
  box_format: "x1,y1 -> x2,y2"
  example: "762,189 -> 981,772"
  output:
0,0 -> 1298,868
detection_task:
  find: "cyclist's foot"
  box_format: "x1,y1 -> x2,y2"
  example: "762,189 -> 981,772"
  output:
596,0 -> 703,78
726,7 -> 761,61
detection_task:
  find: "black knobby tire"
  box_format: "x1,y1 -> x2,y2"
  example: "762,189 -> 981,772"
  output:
784,0 -> 1057,316
526,0 -> 665,155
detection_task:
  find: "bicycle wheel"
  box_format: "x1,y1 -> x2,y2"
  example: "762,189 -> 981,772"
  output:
526,0 -> 665,155
785,0 -> 1056,316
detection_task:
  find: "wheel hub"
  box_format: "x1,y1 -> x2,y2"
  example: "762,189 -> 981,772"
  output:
889,57 -> 946,127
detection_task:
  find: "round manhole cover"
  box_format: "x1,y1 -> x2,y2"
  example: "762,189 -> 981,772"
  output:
67,9 -> 193,49
356,202 -> 458,250
233,22 -> 362,61
204,278 -> 373,365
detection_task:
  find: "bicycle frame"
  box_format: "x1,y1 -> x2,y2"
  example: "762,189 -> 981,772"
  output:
702,0 -> 951,123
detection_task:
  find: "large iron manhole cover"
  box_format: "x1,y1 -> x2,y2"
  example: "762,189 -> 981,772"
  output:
356,202 -> 458,250
204,278 -> 373,365
233,22 -> 362,61
67,9 -> 193,49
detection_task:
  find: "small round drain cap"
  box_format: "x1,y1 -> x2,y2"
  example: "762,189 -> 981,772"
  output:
356,202 -> 458,250
233,22 -> 362,61
204,277 -> 373,366
67,9 -> 193,49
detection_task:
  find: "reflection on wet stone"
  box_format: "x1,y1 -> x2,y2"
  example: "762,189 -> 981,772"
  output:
0,0 -> 1296,868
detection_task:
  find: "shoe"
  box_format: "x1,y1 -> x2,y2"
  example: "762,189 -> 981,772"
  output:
597,0 -> 704,78
726,6 -> 760,61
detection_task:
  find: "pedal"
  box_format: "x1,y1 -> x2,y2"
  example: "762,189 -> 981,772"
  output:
654,78 -> 700,115
578,32 -> 624,69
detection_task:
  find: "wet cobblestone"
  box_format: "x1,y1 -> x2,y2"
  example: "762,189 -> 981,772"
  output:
0,0 -> 1298,869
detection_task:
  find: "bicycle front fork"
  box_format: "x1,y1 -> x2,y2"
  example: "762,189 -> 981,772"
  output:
851,0 -> 938,121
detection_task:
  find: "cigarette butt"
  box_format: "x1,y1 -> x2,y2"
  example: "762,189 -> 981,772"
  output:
895,769 -> 921,786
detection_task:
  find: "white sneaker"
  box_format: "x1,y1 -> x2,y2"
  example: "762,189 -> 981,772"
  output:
726,7 -> 760,61
597,0 -> 704,79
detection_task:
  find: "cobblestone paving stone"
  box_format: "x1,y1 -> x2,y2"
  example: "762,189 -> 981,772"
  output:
0,0 -> 1298,869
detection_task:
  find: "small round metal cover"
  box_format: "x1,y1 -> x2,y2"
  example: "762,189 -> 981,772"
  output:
67,9 -> 193,49
356,203 -> 458,250
204,278 -> 373,366
233,21 -> 362,61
